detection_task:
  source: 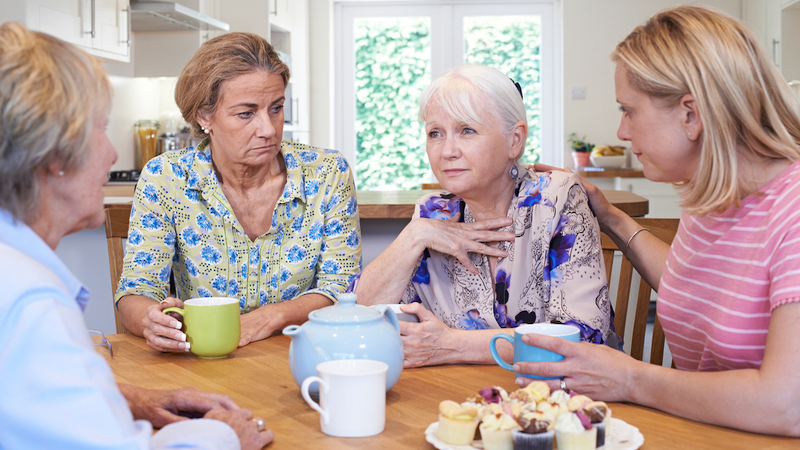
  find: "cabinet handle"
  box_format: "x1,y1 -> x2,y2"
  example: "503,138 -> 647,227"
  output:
121,7 -> 131,47
773,39 -> 781,67
271,0 -> 277,16
84,0 -> 96,38
293,97 -> 299,125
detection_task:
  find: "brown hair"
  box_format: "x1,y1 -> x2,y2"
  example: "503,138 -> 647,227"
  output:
612,5 -> 800,214
0,22 -> 112,220
175,32 -> 290,137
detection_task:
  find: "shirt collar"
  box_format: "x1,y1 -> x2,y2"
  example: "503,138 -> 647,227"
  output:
189,140 -> 308,205
0,208 -> 90,311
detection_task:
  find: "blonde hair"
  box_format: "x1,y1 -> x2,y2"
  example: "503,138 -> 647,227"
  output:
419,64 -> 528,157
0,22 -> 112,220
612,5 -> 800,214
175,32 -> 290,138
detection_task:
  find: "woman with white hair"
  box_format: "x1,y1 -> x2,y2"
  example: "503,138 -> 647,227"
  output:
0,22 -> 272,449
355,64 -> 620,367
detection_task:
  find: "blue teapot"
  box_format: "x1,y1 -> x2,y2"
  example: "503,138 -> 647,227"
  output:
283,293 -> 404,395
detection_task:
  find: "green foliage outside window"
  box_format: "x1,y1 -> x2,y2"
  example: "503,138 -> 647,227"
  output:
355,17 -> 431,190
354,16 -> 542,190
464,16 -> 542,166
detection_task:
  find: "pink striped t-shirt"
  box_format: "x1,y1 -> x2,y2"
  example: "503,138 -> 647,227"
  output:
658,160 -> 800,372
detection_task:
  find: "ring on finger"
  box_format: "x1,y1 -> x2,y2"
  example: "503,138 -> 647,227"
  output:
560,378 -> 567,391
251,417 -> 266,432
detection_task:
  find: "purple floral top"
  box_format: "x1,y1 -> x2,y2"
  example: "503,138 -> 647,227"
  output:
403,169 -> 621,348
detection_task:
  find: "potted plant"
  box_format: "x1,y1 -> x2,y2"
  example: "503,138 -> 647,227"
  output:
568,133 -> 594,168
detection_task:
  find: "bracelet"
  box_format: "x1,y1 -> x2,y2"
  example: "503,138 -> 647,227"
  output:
624,227 -> 650,256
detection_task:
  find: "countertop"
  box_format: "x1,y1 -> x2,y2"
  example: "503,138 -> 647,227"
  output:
104,184 -> 649,218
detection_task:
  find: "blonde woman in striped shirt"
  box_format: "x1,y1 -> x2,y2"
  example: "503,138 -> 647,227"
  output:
521,5 -> 800,436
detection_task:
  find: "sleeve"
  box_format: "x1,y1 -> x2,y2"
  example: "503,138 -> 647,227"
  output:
302,154 -> 362,302
114,159 -> 177,306
544,173 -> 617,346
0,289 -> 239,450
768,192 -> 800,311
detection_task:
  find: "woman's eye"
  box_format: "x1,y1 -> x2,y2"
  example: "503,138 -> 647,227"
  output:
271,105 -> 284,114
463,127 -> 476,135
428,130 -> 441,139
237,111 -> 254,119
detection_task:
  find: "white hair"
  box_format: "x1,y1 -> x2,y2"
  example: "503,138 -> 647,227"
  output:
419,64 -> 528,154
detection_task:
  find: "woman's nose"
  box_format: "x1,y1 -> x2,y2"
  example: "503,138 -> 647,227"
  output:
257,111 -> 277,138
440,136 -> 460,159
617,119 -> 631,141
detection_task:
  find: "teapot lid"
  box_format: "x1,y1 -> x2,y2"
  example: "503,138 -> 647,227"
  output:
309,293 -> 381,323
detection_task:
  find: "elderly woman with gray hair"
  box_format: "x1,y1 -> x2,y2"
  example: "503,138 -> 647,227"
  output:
0,23 -> 272,448
355,64 -> 620,367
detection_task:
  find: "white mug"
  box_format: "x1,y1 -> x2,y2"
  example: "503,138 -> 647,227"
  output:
301,359 -> 388,437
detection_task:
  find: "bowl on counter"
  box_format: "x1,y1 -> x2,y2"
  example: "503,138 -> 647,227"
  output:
590,154 -> 626,168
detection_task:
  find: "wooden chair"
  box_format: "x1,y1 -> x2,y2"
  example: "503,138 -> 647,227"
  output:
421,182 -> 443,190
104,204 -> 133,334
602,218 -> 679,366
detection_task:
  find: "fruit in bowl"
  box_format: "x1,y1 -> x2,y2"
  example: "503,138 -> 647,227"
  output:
590,146 -> 626,168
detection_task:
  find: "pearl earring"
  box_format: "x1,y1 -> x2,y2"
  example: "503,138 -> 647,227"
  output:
202,126 -> 209,134
58,171 -> 64,176
687,132 -> 691,138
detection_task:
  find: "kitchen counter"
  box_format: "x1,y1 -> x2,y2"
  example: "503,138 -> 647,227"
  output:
576,167 -> 645,178
103,185 -> 649,217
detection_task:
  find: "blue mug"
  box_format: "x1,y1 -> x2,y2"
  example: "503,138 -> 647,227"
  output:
490,323 -> 580,379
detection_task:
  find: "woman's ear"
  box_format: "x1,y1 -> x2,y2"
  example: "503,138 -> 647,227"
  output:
196,110 -> 210,130
679,94 -> 703,141
509,121 -> 528,160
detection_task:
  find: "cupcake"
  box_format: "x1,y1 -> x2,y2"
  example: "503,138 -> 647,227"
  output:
554,411 -> 597,450
583,401 -> 611,447
479,411 -> 520,450
435,400 -> 480,446
512,413 -> 554,450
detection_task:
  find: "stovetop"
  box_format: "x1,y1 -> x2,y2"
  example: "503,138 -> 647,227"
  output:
108,170 -> 141,182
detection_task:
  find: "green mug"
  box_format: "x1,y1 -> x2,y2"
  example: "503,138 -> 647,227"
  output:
163,297 -> 241,359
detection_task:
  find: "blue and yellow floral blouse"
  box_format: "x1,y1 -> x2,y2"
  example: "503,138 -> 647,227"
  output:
114,140 -> 362,312
402,168 -> 620,347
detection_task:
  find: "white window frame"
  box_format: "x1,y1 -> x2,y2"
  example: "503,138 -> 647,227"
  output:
334,0 -> 563,179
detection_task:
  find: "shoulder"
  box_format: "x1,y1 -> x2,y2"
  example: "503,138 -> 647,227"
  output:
282,141 -> 351,175
416,192 -> 461,220
0,243 -> 66,308
520,169 -> 583,193
141,146 -> 210,183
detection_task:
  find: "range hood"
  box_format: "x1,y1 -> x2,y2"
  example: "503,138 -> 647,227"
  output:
130,2 -> 230,32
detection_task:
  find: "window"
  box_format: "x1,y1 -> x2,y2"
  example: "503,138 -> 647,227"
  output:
335,0 -> 562,190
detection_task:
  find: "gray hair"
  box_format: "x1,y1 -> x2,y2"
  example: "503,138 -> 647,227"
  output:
419,64 -> 528,155
0,22 -> 112,221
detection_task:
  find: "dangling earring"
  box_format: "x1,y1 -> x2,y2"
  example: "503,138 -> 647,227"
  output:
509,164 -> 519,180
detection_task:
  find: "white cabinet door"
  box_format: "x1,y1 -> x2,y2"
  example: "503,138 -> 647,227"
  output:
22,0 -> 129,61
90,0 -> 130,60
25,0 -> 89,48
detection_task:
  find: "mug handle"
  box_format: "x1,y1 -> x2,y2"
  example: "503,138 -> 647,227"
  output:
490,334 -> 515,371
162,306 -> 185,319
301,376 -> 329,425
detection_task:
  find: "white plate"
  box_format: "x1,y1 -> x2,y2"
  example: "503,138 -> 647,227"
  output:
424,417 -> 643,450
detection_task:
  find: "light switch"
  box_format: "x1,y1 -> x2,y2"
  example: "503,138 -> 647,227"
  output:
571,85 -> 586,100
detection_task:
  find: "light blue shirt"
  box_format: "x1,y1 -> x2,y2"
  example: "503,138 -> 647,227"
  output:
0,209 -> 239,450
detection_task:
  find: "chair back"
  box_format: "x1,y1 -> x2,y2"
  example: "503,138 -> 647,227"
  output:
602,218 -> 679,366
104,204 -> 132,334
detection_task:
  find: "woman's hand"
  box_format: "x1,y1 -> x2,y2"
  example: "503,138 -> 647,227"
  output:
204,408 -> 275,450
119,384 -> 240,428
512,332 -> 639,402
409,213 -> 515,274
397,303 -> 463,367
141,297 -> 190,353
239,293 -> 333,347
531,163 -> 617,231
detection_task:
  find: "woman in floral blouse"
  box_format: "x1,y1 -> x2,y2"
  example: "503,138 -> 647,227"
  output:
116,33 -> 361,352
355,64 -> 620,367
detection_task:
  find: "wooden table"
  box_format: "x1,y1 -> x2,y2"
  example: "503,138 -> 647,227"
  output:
97,334 -> 797,449
103,185 -> 649,218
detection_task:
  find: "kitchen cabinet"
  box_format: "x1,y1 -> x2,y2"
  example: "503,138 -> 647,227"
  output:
264,0 -> 311,143
743,0 -> 783,67
1,0 -> 130,61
